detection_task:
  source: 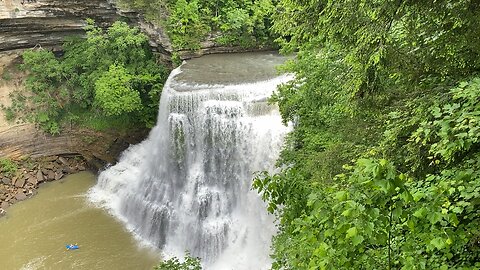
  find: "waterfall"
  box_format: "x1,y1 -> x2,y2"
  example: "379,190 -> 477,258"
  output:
88,53 -> 292,269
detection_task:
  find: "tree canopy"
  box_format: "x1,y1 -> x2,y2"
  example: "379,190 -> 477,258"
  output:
117,0 -> 278,50
253,0 -> 480,269
5,20 -> 168,134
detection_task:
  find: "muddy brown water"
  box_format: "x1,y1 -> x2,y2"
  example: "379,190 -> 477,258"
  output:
0,172 -> 160,270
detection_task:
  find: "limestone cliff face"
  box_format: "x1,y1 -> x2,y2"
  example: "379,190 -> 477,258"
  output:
0,0 -> 120,51
0,0 -> 259,61
0,1 -> 259,165
0,1 -> 165,166
0,123 -> 148,169
0,0 -> 173,61
0,52 -> 147,168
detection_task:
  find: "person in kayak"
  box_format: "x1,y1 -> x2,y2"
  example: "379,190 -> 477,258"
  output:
66,244 -> 79,250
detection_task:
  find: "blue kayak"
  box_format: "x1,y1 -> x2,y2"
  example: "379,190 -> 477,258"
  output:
66,244 -> 79,250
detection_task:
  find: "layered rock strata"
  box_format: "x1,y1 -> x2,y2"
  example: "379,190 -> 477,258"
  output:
0,0 -> 265,61
0,0 -> 121,52
0,52 -> 148,167
0,123 -> 148,168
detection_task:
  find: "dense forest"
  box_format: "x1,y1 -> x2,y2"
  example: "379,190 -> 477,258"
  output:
117,0 -> 277,50
5,0 -> 479,269
253,0 -> 480,269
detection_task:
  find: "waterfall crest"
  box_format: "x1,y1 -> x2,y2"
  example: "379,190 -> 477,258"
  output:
89,52 -> 291,269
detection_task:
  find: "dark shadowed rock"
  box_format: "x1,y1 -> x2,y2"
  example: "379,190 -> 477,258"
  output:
62,166 -> 74,174
46,170 -> 55,181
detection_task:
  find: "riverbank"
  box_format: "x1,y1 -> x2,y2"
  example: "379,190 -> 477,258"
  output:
1,52 -> 88,216
0,172 -> 160,269
0,155 -> 88,217
0,49 -> 151,218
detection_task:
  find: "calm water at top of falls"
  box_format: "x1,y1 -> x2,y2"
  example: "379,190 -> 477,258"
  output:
174,51 -> 290,85
0,172 -> 160,270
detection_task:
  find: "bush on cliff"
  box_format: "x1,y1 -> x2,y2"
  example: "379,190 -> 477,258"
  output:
5,20 -> 168,134
0,158 -> 17,178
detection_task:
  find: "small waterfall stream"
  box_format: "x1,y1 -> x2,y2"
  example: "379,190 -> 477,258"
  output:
89,52 -> 291,269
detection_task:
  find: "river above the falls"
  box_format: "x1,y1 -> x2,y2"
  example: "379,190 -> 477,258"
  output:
0,172 -> 160,270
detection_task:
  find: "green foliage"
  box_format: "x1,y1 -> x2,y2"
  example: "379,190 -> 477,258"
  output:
94,64 -> 141,116
1,70 -> 12,81
0,158 -> 18,177
6,20 -> 168,134
118,0 -> 277,50
167,0 -> 210,50
254,1 -> 480,269
413,78 -> 480,165
153,254 -> 202,270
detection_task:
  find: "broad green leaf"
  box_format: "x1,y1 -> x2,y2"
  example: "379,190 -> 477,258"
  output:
346,227 -> 357,238
430,237 -> 445,250
352,235 -> 364,246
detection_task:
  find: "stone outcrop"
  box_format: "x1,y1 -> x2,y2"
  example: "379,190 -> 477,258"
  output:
0,123 -> 148,168
0,0 -> 121,52
0,155 -> 88,217
0,52 -> 148,168
0,0 -> 269,62
0,0 -> 174,62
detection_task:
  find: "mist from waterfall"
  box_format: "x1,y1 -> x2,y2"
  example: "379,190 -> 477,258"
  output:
88,52 -> 292,269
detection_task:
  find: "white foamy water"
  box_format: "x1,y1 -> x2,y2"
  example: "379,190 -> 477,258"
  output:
89,53 -> 292,269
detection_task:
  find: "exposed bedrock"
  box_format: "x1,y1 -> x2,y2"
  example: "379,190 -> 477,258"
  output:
0,0 -> 258,61
0,1 -> 266,167
0,122 -> 149,169
0,0 -> 120,51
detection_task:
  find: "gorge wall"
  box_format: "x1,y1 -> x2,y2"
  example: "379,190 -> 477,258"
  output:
0,0 -> 173,58
0,0 -> 165,164
0,0 -> 255,60
0,0 -> 262,164
0,51 -> 147,167
1,0 -> 119,52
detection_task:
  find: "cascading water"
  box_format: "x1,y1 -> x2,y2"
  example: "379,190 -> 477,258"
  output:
88,52 -> 292,269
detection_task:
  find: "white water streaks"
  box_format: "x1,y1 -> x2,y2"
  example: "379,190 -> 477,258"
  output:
89,52 -> 292,269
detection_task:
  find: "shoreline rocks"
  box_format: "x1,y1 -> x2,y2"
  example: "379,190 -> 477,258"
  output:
0,155 -> 88,217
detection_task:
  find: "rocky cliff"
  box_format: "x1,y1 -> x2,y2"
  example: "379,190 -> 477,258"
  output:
0,122 -> 148,168
0,51 -> 147,167
0,0 -> 164,165
0,0 -> 119,51
0,0 -> 258,61
0,0 -> 259,165
0,0 -> 174,60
